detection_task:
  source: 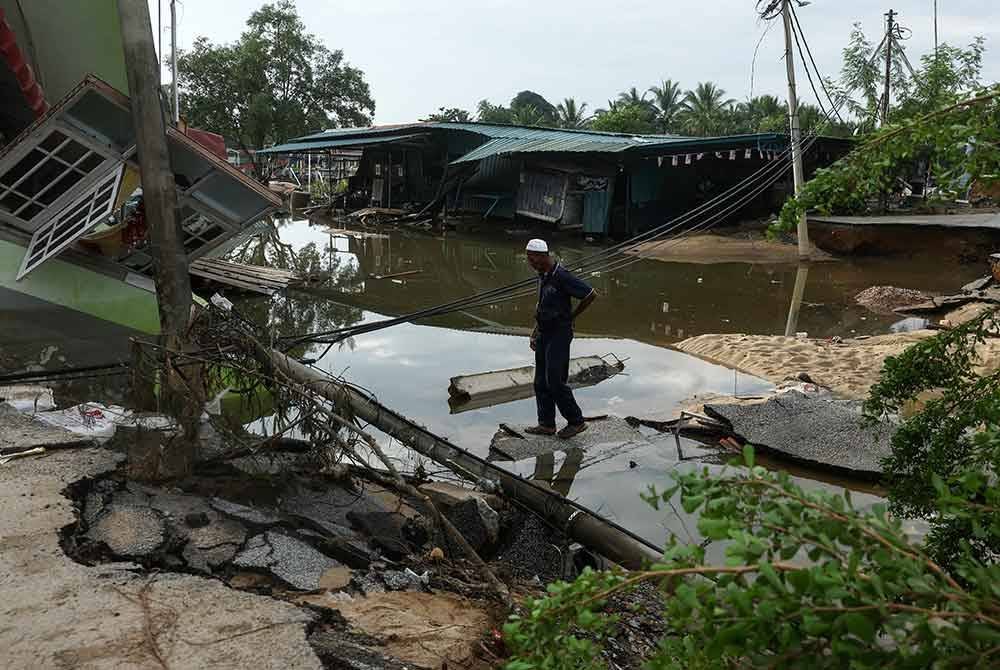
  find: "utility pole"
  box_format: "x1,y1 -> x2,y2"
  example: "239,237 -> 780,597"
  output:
117,0 -> 197,474
882,9 -> 895,126
781,0 -> 809,260
933,0 -> 938,56
170,0 -> 179,123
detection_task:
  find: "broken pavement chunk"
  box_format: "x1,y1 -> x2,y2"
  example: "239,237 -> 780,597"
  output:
703,390 -> 894,476
85,504 -> 166,558
211,497 -> 283,526
234,531 -> 342,591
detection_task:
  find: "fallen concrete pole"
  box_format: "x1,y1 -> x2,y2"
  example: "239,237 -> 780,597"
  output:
263,348 -> 661,570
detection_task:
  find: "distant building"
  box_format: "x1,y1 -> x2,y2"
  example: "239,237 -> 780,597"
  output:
260,122 -> 851,237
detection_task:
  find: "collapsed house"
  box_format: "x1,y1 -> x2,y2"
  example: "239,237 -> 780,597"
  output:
0,3 -> 281,336
260,122 -> 851,237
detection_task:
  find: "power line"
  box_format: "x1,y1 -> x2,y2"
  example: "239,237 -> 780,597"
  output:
789,3 -> 847,125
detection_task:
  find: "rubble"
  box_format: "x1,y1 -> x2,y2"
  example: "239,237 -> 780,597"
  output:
234,532 -> 343,591
704,390 -> 895,476
855,285 -> 932,315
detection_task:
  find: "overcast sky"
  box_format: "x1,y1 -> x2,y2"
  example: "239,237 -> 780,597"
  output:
148,0 -> 997,128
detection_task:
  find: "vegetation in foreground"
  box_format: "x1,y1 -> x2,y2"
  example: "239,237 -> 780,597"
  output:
503,313 -> 1000,668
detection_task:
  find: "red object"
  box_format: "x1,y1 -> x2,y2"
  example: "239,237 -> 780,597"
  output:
0,8 -> 49,118
184,127 -> 227,160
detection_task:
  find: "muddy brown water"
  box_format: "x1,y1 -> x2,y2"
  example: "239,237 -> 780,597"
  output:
2,216 -> 972,547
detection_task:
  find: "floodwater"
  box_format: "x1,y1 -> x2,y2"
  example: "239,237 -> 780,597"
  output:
228,217 -> 977,545
2,215 -> 976,547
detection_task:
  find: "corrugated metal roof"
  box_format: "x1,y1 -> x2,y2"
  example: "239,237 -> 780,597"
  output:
257,133 -> 428,154
287,121 -> 685,145
270,122 -> 813,165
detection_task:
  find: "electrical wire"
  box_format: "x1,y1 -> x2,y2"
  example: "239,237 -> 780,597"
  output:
790,3 -> 847,125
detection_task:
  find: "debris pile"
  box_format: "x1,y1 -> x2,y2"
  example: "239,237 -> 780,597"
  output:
58,460 -> 588,668
854,285 -> 932,315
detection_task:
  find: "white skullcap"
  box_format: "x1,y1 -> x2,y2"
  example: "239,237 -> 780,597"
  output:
525,239 -> 549,253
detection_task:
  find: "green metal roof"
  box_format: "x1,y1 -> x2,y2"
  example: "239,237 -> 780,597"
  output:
257,133 -> 428,155
269,123 -> 818,164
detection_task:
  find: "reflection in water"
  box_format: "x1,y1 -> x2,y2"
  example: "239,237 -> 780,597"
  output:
533,448 -> 585,497
784,262 -> 810,336
296,215 -> 982,346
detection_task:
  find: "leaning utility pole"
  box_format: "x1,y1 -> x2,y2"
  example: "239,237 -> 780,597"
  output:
118,0 -> 198,476
882,9 -> 895,126
170,0 -> 179,123
781,0 -> 810,260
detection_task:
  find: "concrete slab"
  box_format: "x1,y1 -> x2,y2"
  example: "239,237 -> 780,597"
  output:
0,403 -> 94,453
489,416 -> 651,461
704,391 -> 894,475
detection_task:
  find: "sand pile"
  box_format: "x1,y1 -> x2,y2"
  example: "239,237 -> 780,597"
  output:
676,331 -> 937,399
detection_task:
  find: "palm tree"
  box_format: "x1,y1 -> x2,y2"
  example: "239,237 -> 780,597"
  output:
680,82 -> 736,136
592,99 -> 621,117
555,98 -> 590,129
648,79 -> 683,133
617,87 -> 654,112
733,94 -> 785,132
510,104 -> 545,127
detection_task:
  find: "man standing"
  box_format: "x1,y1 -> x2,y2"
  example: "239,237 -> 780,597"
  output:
524,239 -> 597,439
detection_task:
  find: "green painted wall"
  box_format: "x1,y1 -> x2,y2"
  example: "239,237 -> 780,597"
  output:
0,239 -> 160,333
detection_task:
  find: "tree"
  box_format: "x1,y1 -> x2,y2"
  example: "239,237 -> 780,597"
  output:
505,312 -> 1000,666
648,79 -> 684,133
555,98 -> 589,129
732,94 -> 786,133
504,444 -> 1000,669
894,38 -> 985,120
617,86 -> 656,114
680,82 -> 736,136
422,107 -> 473,123
866,309 -> 1000,568
589,103 -> 657,134
510,104 -> 545,127
510,90 -> 557,125
828,22 -> 916,133
476,99 -> 514,124
177,1 -> 374,176
775,86 -> 1000,234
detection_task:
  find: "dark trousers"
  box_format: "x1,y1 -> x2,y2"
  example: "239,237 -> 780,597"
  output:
534,326 -> 584,427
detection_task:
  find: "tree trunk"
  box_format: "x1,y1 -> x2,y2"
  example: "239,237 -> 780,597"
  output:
118,0 -> 199,476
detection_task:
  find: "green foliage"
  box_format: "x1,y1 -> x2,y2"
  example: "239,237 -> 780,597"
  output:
177,0 -> 374,172
679,82 -> 736,136
504,448 -> 1000,668
865,309 -> 1000,567
589,103 -> 657,134
511,90 -> 558,125
772,87 -> 1000,237
422,107 -> 473,123
476,99 -> 514,125
556,98 -> 589,129
648,80 -> 684,134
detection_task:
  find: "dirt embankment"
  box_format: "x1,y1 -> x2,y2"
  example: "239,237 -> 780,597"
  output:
626,234 -> 833,265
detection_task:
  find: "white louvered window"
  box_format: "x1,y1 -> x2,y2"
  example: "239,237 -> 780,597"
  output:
0,129 -> 110,226
16,165 -> 124,280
